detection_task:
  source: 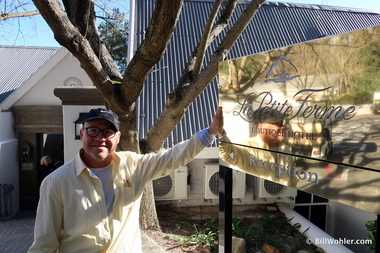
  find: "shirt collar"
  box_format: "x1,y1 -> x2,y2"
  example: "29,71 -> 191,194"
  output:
75,149 -> 121,177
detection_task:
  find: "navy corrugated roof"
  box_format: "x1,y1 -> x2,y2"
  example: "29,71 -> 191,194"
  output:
132,0 -> 380,147
0,46 -> 59,105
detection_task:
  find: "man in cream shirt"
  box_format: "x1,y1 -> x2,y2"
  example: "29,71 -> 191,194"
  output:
29,107 -> 223,253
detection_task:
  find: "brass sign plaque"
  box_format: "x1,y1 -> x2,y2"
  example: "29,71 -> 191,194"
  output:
218,25 -> 380,214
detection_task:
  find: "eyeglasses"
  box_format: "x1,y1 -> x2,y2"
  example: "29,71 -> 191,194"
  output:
84,127 -> 117,139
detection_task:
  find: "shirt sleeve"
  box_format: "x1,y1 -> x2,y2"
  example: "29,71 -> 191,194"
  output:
131,129 -> 215,185
196,128 -> 216,146
28,177 -> 62,253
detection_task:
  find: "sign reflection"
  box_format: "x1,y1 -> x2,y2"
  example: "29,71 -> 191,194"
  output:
218,25 -> 380,214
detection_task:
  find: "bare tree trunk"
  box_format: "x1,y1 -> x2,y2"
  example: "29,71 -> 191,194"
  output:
139,182 -> 160,230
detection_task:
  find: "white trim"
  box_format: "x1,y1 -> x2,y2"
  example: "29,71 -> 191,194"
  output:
277,203 -> 354,253
127,0 -> 136,62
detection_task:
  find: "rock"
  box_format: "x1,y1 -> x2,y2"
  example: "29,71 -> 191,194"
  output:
191,244 -> 211,253
232,236 -> 246,253
262,243 -> 281,253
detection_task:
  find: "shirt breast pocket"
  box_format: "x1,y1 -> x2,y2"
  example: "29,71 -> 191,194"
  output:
117,179 -> 135,206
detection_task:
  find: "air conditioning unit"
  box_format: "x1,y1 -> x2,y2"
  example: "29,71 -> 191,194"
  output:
153,167 -> 188,200
255,177 -> 297,199
204,163 -> 246,199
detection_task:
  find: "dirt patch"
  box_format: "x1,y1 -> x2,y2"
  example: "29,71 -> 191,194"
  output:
144,205 -> 323,253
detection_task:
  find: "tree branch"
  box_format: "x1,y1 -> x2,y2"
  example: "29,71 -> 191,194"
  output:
62,0 -> 122,82
122,0 -> 184,106
0,9 -> 40,21
177,0 -> 236,92
192,0 -> 224,78
144,0 -> 265,152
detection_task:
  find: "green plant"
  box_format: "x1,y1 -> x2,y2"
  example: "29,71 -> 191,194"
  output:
168,220 -> 218,250
249,215 -> 318,252
365,220 -> 377,252
250,215 -> 288,251
166,213 -> 320,252
232,217 -> 254,239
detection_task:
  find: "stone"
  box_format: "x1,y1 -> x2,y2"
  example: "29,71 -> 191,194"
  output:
232,236 -> 246,253
262,243 -> 281,253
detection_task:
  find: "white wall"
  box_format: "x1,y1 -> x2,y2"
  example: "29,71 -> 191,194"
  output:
0,111 -> 16,140
15,49 -> 93,106
330,200 -> 376,253
0,112 -> 19,215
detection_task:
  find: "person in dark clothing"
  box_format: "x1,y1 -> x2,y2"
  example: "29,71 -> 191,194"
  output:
39,155 -> 56,181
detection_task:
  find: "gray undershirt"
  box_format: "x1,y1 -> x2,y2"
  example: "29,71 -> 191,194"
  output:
89,164 -> 115,217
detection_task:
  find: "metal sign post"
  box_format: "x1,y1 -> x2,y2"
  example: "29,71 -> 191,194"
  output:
218,165 -> 232,253
376,215 -> 380,253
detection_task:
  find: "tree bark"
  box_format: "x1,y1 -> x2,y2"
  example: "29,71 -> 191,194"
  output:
0,10 -> 40,21
139,182 -> 160,230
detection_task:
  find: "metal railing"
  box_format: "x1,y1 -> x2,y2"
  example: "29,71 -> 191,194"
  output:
0,184 -> 14,219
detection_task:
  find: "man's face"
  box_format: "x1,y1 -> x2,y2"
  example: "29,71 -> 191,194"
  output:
80,119 -> 121,168
258,121 -> 285,148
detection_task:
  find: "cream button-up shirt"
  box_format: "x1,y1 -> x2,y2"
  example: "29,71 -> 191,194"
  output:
29,130 -> 214,253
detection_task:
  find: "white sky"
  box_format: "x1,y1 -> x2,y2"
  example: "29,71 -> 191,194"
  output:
0,0 -> 379,47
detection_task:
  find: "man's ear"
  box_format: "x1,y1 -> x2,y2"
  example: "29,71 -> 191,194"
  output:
116,131 -> 121,144
79,128 -> 84,140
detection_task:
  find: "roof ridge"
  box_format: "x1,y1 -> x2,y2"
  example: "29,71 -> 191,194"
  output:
0,45 -> 61,50
264,1 -> 380,14
183,0 -> 380,15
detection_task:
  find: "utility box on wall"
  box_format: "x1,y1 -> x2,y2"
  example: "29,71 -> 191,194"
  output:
153,167 -> 188,200
255,177 -> 297,199
204,163 -> 246,199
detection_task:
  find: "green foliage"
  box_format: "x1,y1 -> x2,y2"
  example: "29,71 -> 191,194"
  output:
331,94 -> 362,105
232,217 -> 253,239
166,213 -> 320,252
166,220 -> 218,251
365,220 -> 376,252
98,8 -> 129,72
347,28 -> 380,104
249,215 -> 317,252
350,74 -> 380,104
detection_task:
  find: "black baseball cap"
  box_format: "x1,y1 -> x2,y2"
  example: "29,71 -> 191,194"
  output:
83,108 -> 120,131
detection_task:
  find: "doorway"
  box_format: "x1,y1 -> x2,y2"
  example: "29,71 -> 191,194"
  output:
19,133 -> 64,210
36,133 -> 64,184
